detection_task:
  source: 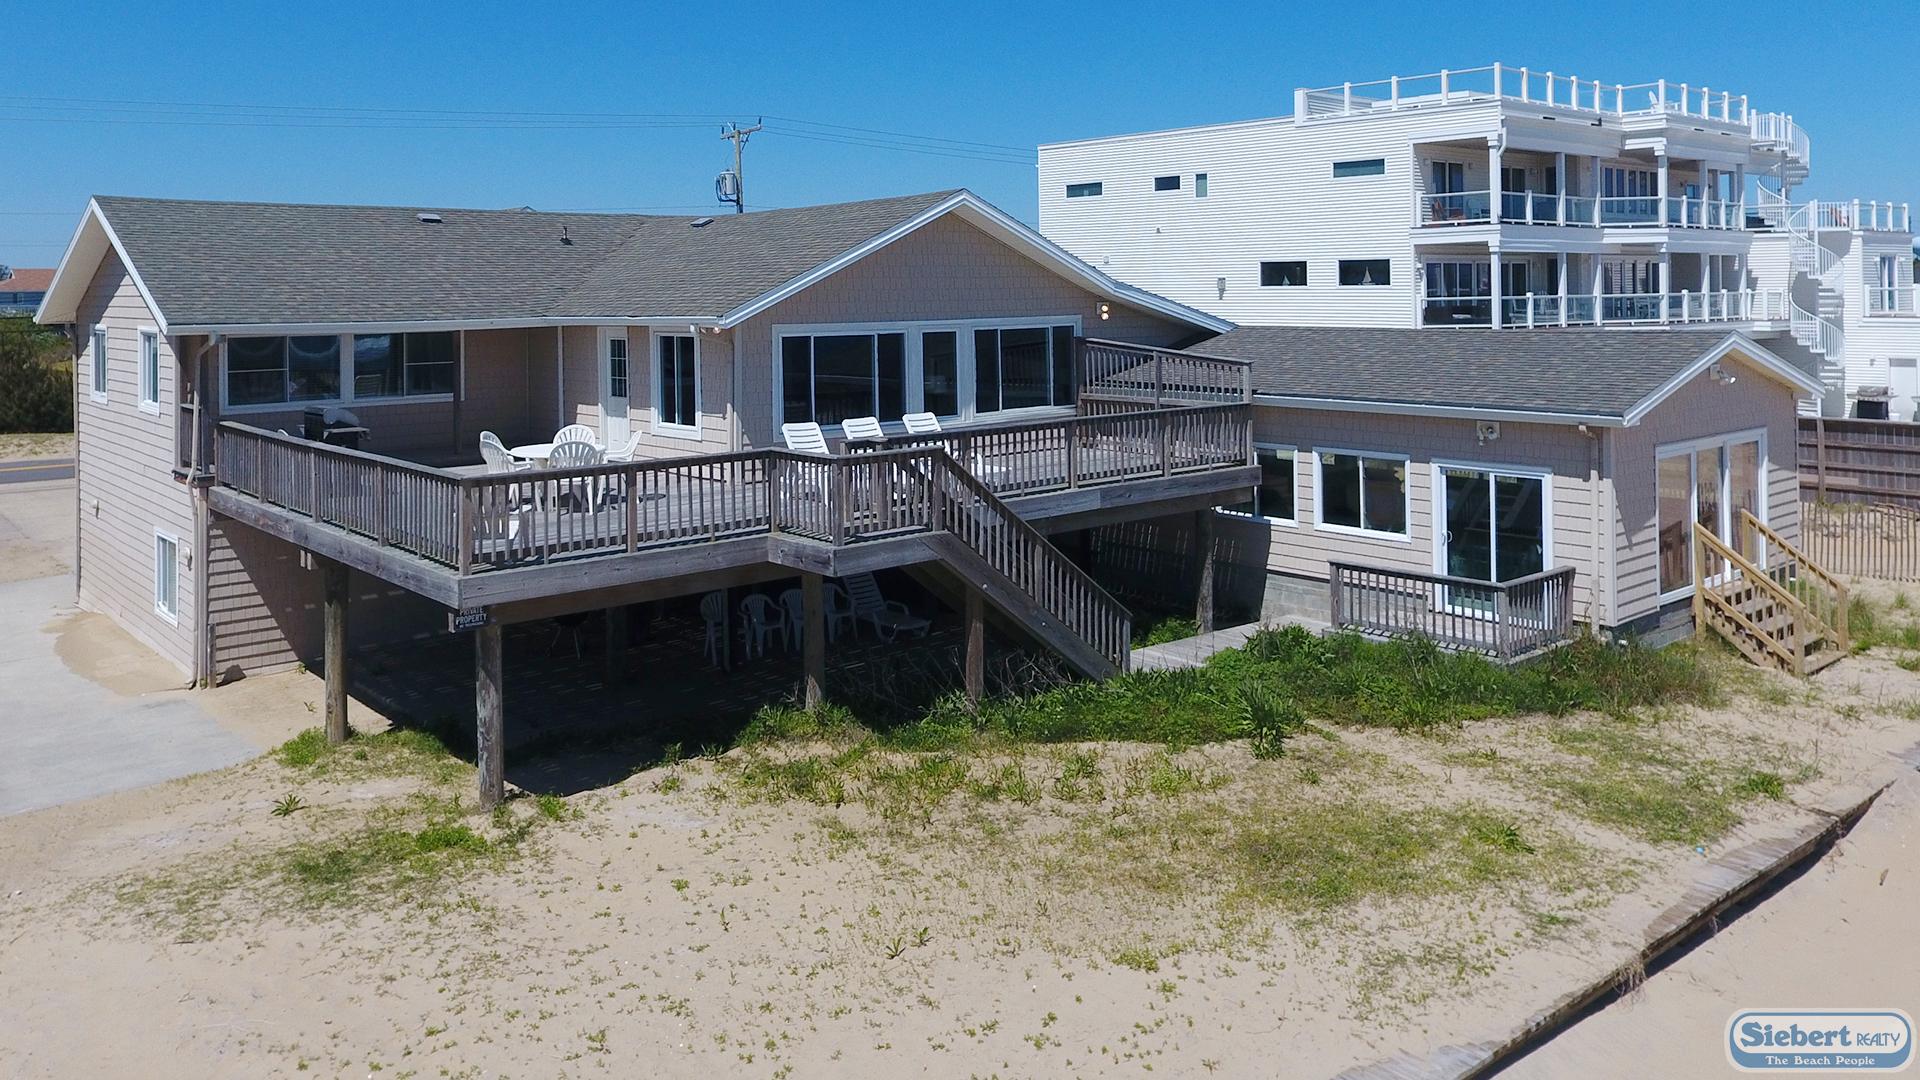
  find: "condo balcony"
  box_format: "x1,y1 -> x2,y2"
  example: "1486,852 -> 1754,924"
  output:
1415,191 -> 1745,230
1420,289 -> 1769,329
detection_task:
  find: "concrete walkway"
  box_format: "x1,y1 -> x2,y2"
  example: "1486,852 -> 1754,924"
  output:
1130,617 -> 1329,671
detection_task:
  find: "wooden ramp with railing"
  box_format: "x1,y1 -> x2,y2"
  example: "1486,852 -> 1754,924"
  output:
1693,510 -> 1850,676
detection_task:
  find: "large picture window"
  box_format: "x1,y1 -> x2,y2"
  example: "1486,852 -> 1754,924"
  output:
776,319 -> 1079,428
1222,446 -> 1295,521
781,332 -> 906,425
656,334 -> 697,430
975,325 -> 1074,413
922,331 -> 959,416
1317,451 -> 1407,535
225,332 -> 455,408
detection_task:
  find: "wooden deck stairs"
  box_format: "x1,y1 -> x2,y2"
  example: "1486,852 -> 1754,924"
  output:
1693,510 -> 1850,676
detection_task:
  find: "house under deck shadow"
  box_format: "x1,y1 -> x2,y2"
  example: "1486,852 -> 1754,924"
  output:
205,340 -> 1260,805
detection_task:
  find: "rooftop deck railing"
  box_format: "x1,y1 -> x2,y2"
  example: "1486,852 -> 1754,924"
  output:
1414,189 -> 1743,230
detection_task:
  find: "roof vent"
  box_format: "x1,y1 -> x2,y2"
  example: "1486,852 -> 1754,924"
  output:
416,212 -> 443,224
690,217 -> 714,228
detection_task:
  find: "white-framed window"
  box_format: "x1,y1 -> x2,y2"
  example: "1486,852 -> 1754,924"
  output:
153,529 -> 180,624
604,333 -> 629,401
137,328 -> 161,412
1065,182 -> 1103,199
89,326 -> 109,401
1338,260 -> 1392,287
772,317 -> 1081,429
1220,445 -> 1295,522
1656,429 -> 1767,601
1313,449 -> 1410,538
654,333 -> 699,435
220,331 -> 458,412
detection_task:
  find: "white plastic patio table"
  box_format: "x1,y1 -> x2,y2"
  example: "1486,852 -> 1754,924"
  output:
508,443 -> 555,467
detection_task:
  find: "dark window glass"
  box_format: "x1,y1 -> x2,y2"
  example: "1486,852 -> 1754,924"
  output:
974,329 -> 1000,413
876,333 -> 905,420
922,331 -> 958,416
1361,457 -> 1407,533
782,336 -> 813,423
658,335 -> 696,427
1224,448 -> 1294,519
1338,259 -> 1391,286
1332,158 -> 1386,177
1194,173 -> 1209,198
1065,182 -> 1103,198
1260,261 -> 1307,287
404,331 -> 457,396
811,334 -> 873,426
1153,175 -> 1180,192
288,335 -> 340,401
354,334 -> 402,398
999,327 -> 1050,409
1319,453 -> 1363,529
1051,325 -> 1075,407
227,336 -> 285,406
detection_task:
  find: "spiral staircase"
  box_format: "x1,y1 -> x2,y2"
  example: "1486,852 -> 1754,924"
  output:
1754,187 -> 1846,404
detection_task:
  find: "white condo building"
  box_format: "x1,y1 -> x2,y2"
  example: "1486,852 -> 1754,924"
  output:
1038,63 -> 1919,417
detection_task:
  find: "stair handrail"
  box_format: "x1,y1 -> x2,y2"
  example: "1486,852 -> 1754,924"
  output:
925,451 -> 1134,673
1692,526 -> 1829,676
1786,293 -> 1842,357
1739,508 -> 1849,649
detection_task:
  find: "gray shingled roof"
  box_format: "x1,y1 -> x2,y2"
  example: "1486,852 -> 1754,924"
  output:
92,190 -> 960,327
1196,326 -> 1759,419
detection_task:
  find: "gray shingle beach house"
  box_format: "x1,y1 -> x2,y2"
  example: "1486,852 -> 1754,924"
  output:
35,187 -> 1821,804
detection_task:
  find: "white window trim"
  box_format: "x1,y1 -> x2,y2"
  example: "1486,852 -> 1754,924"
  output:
153,528 -> 180,625
1653,426 -> 1769,606
1426,459 -> 1556,580
137,327 -> 161,414
1311,446 -> 1413,543
1336,260 -> 1394,288
651,332 -> 702,440
217,334 -> 458,415
89,326 -> 109,402
770,316 -> 1083,434
1218,443 -> 1298,526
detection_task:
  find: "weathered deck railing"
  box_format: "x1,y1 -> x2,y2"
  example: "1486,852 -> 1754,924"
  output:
1328,562 -> 1577,662
214,400 -> 1252,577
1079,338 -> 1253,406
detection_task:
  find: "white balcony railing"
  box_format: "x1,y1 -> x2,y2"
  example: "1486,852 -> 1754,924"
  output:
1421,290 -> 1758,328
1867,286 -> 1918,318
1805,200 -> 1912,233
1297,63 -> 1757,125
1414,189 -> 1744,230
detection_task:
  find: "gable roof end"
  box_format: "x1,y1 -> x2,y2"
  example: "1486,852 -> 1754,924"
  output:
36,199 -> 170,331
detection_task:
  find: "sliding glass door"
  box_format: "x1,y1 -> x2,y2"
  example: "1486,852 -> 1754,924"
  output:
1656,434 -> 1764,597
1438,466 -> 1547,613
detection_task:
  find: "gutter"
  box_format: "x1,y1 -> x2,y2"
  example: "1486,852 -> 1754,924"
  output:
1251,392 -> 1626,428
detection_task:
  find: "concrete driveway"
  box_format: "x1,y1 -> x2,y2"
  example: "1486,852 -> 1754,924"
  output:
0,481 -> 256,818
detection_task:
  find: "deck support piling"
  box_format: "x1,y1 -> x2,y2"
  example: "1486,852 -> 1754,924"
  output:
964,588 -> 985,707
1192,509 -> 1217,633
802,573 -> 826,709
322,559 -> 349,744
476,622 -> 505,810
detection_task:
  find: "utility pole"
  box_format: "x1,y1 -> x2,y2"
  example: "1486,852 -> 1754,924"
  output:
718,120 -> 763,214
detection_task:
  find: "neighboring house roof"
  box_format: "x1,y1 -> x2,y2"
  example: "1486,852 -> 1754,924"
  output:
0,267 -> 55,293
1197,326 -> 1826,426
35,190 -> 1232,336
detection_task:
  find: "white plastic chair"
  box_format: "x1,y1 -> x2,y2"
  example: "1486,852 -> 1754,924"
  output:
606,431 -> 646,463
738,594 -> 788,658
841,416 -> 885,444
544,439 -> 605,510
841,573 -> 930,642
699,590 -> 728,668
780,422 -> 829,454
554,423 -> 600,448
778,587 -> 806,653
901,413 -> 942,436
479,430 -> 531,472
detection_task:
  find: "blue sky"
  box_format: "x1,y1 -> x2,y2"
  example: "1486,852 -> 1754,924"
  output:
5,0 -> 1914,269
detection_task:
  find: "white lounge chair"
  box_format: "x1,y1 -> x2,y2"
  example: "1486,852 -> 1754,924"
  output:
738,593 -> 788,658
841,573 -> 929,642
840,416 -> 885,444
901,412 -> 942,436
554,423 -> 600,448
780,422 -> 829,454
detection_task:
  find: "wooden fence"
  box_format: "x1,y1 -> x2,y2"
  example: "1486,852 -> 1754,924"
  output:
1799,416 -> 1920,508
1798,501 -> 1920,582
